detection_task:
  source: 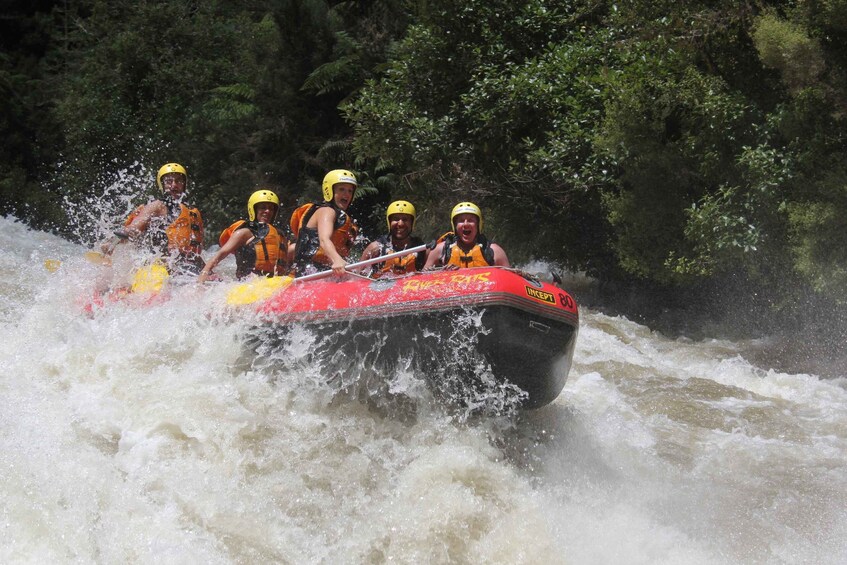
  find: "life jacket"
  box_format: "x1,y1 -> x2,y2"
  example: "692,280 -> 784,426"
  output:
219,220 -> 286,278
125,200 -> 204,257
288,203 -> 313,239
291,202 -> 359,272
441,232 -> 495,268
369,234 -> 426,278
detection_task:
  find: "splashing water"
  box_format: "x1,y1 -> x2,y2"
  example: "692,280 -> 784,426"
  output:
1,216 -> 847,564
61,163 -> 156,247
240,303 -> 529,422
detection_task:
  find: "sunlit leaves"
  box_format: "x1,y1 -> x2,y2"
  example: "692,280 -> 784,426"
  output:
752,13 -> 825,95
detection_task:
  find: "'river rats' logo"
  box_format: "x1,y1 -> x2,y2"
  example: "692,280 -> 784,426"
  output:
525,286 -> 556,304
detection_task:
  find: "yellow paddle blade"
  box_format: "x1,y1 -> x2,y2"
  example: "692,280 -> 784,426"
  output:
44,259 -> 61,273
226,276 -> 294,306
85,250 -> 112,266
45,251 -> 111,271
131,262 -> 170,294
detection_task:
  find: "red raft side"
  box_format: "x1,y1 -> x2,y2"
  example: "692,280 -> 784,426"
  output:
253,267 -> 580,409
255,267 -> 578,326
78,287 -> 169,317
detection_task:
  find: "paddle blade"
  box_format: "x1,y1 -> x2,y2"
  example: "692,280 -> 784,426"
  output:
85,250 -> 112,266
131,262 -> 170,294
45,251 -> 111,271
226,276 -> 294,305
44,259 -> 61,273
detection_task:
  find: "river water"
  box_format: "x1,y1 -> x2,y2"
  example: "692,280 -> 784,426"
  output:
1,214 -> 845,564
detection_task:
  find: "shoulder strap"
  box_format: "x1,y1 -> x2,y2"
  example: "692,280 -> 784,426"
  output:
440,233 -> 457,264
248,220 -> 270,241
409,236 -> 427,270
477,234 -> 495,265
375,234 -> 392,252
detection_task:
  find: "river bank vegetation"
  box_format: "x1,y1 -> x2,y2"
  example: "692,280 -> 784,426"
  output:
3,0 -> 847,362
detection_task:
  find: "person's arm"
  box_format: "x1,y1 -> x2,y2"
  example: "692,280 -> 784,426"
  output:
357,241 -> 380,275
100,231 -> 128,255
315,207 -> 348,276
100,201 -> 169,255
275,235 -> 290,276
491,243 -> 510,267
124,200 -> 168,236
197,228 -> 253,284
287,241 -> 296,267
423,241 -> 445,269
360,241 -> 380,261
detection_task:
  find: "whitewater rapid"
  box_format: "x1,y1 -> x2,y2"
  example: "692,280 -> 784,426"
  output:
1,215 -> 845,564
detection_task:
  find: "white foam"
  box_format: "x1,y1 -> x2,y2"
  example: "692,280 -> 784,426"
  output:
2,217 -> 846,563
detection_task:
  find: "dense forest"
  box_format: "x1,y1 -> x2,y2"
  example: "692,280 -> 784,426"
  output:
3,0 -> 847,347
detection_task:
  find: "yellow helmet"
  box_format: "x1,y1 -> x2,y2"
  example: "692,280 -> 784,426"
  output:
156,163 -> 187,192
385,200 -> 416,231
247,189 -> 280,222
321,169 -> 358,202
451,201 -> 483,232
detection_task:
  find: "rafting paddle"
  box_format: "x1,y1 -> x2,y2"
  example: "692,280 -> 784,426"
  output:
43,250 -> 113,272
43,259 -> 61,272
84,250 -> 112,265
226,243 -> 429,305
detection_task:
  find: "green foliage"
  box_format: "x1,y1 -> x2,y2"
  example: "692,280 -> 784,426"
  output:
807,0 -> 847,32
752,13 -> 825,94
7,0 -> 847,316
672,155 -> 778,280
302,53 -> 359,96
0,0 -> 411,239
347,0 -> 847,311
347,2 -> 623,267
600,60 -> 761,282
788,198 -> 847,297
203,84 -> 258,124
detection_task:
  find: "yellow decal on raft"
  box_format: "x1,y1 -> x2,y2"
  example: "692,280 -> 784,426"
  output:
401,272 -> 491,292
449,272 -> 490,284
525,286 -> 555,304
401,278 -> 444,292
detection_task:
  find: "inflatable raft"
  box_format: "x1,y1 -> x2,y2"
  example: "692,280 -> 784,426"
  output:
79,245 -> 579,409
234,266 -> 579,409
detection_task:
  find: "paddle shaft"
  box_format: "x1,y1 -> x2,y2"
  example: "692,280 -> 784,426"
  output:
295,243 -> 429,283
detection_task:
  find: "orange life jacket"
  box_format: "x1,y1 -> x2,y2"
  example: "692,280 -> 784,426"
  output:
291,202 -> 358,268
441,233 -> 495,268
289,203 -> 313,239
219,220 -> 286,278
125,201 -> 203,256
369,235 -> 425,278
